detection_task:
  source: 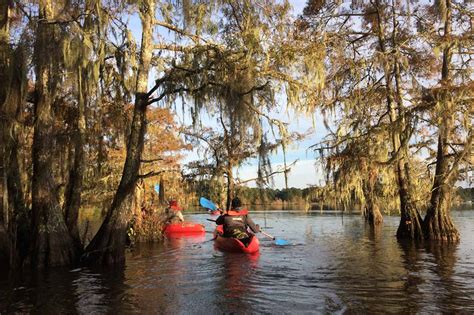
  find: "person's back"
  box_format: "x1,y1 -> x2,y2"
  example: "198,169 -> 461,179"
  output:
165,199 -> 184,223
216,197 -> 259,240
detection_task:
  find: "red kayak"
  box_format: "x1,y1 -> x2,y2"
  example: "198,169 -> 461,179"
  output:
213,225 -> 259,254
209,210 -> 221,216
163,222 -> 205,235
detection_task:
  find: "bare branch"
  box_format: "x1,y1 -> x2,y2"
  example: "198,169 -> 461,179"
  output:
138,169 -> 179,179
38,13 -> 90,25
140,158 -> 164,163
237,161 -> 297,185
155,20 -> 207,43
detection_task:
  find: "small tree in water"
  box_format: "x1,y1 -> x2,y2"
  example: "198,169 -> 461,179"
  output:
422,0 -> 472,241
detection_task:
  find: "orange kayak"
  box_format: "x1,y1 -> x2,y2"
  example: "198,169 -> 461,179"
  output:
163,222 -> 205,235
213,225 -> 259,254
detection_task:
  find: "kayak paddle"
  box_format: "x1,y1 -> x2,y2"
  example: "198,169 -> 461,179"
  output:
199,197 -> 218,211
260,230 -> 289,246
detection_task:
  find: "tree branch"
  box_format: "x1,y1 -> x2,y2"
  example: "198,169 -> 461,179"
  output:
155,20 -> 207,43
138,169 -> 179,179
237,161 -> 297,185
140,158 -> 164,163
147,83 -> 210,105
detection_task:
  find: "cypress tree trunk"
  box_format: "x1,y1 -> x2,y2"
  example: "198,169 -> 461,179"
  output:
63,68 -> 87,253
3,49 -> 29,266
0,0 -> 12,228
158,176 -> 165,204
363,171 -> 383,226
6,134 -> 30,268
363,198 -> 383,226
84,0 -> 155,265
31,0 -> 76,268
373,0 -> 423,240
226,160 -> 234,210
423,78 -> 460,241
396,160 -> 424,240
0,1 -> 10,265
423,0 -> 460,242
1,3 -> 30,268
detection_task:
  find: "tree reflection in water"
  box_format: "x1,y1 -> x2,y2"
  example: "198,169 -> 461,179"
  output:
124,233 -> 207,314
398,240 -> 425,313
73,266 -> 135,314
2,212 -> 474,313
425,241 -> 466,313
217,252 -> 259,313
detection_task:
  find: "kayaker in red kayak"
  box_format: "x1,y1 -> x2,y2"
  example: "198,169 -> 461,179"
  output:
215,197 -> 260,246
165,199 -> 184,223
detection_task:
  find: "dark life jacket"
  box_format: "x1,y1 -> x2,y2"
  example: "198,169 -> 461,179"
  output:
215,208 -> 259,237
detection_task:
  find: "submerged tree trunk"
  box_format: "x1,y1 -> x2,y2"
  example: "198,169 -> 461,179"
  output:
6,134 -> 30,268
64,68 -> 87,253
374,0 -> 422,240
424,167 -> 459,242
0,0 -> 11,229
423,0 -> 460,242
31,0 -> 77,268
0,1 -> 10,265
84,0 -> 155,265
4,50 -> 29,267
423,76 -> 460,241
395,159 -> 424,240
1,4 -> 30,269
363,196 -> 383,226
362,171 -> 383,226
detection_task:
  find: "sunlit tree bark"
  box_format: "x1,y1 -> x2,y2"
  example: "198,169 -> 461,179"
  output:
423,0 -> 470,242
63,0 -> 99,254
362,165 -> 383,225
84,0 -> 155,265
31,0 -> 77,268
63,66 -> 87,253
372,0 -> 423,239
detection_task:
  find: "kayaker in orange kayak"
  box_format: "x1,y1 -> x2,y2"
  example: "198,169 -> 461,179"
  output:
165,199 -> 184,223
215,197 -> 260,246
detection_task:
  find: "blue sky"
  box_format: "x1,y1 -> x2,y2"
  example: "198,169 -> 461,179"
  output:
232,108 -> 327,189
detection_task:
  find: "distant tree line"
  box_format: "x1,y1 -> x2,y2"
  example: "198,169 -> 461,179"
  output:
192,185 -> 473,210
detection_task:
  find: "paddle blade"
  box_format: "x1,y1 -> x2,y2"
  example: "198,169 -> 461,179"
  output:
154,184 -> 160,193
199,197 -> 217,211
275,239 -> 289,246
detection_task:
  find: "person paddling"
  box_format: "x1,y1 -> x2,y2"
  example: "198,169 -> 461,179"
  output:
165,199 -> 184,223
215,197 -> 260,245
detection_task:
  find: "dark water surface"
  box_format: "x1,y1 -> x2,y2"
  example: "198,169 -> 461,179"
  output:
1,209 -> 474,314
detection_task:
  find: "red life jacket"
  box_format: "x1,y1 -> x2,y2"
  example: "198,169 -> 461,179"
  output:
226,208 -> 248,216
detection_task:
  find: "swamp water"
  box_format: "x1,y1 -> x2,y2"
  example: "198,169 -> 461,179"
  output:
1,209 -> 473,314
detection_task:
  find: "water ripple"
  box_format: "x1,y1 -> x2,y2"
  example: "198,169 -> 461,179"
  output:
2,211 -> 474,314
